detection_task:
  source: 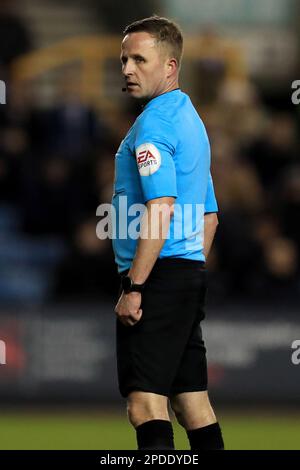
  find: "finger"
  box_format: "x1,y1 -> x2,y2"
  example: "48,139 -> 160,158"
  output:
126,315 -> 140,326
128,314 -> 142,326
118,311 -> 141,326
129,309 -> 142,321
118,316 -> 135,327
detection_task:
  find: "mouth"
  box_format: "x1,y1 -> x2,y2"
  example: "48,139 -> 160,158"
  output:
126,82 -> 139,89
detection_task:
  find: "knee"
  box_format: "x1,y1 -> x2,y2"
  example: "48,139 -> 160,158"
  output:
171,393 -> 217,430
127,394 -> 169,428
127,400 -> 148,428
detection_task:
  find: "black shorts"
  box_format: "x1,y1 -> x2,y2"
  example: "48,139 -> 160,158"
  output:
116,258 -> 208,398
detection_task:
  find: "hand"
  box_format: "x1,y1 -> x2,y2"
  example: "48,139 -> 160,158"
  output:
114,291 -> 143,326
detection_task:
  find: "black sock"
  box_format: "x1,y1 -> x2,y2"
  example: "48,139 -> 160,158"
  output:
187,422 -> 224,450
136,419 -> 175,449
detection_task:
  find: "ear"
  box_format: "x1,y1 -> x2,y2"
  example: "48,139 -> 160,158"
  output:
166,58 -> 178,77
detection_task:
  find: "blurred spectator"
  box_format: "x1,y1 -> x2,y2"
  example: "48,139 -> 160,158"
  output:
194,29 -> 226,105
245,113 -> 298,191
43,73 -> 105,161
20,156 -> 80,237
97,0 -> 159,32
258,236 -> 300,301
0,82 -> 35,205
0,156 -> 11,201
53,218 -> 119,300
94,154 -> 115,203
0,0 -> 32,68
211,133 -> 264,214
279,165 -> 300,251
0,80 -> 48,156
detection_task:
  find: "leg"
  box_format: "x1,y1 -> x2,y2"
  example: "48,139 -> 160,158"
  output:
116,260 -> 208,448
127,391 -> 174,449
127,391 -> 170,427
170,391 -> 216,430
170,391 -> 224,450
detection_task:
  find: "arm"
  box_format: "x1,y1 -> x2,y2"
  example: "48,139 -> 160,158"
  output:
203,212 -> 219,260
115,111 -> 177,326
115,196 -> 174,326
129,196 -> 175,283
203,171 -> 218,260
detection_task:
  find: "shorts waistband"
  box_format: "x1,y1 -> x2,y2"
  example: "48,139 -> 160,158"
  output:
119,258 -> 205,277
155,257 -> 205,267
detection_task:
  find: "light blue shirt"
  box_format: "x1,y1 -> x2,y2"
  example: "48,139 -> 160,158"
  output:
112,89 -> 218,272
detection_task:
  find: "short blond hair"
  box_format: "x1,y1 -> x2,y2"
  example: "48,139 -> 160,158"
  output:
123,15 -> 183,68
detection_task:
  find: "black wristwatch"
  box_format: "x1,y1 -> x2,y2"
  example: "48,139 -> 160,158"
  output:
121,275 -> 145,294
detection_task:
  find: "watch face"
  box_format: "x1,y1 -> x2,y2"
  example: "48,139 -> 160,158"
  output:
122,276 -> 131,293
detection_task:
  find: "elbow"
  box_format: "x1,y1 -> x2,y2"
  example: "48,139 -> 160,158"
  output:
214,214 -> 219,228
213,214 -> 219,234
205,212 -> 219,229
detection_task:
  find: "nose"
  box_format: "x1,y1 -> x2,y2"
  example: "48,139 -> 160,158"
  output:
122,60 -> 135,78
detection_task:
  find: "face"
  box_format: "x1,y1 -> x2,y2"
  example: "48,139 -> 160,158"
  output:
120,31 -> 175,101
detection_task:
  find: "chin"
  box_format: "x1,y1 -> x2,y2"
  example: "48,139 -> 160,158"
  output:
129,90 -> 143,99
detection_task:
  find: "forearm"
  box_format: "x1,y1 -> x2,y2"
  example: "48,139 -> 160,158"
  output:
129,236 -> 167,284
129,197 -> 174,284
203,212 -> 219,259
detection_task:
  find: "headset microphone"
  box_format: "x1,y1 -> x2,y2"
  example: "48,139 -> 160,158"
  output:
122,87 -> 127,92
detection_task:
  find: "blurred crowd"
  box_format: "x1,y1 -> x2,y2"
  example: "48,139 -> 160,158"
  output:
0,5 -> 299,307
0,75 -> 123,303
201,80 -> 300,305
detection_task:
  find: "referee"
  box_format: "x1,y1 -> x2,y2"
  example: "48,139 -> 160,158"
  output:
112,16 -> 224,450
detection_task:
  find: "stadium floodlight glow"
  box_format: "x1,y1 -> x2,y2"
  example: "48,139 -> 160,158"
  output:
0,80 -> 6,104
0,340 -> 6,365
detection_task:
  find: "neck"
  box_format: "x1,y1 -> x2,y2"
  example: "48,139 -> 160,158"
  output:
161,77 -> 180,95
141,79 -> 180,106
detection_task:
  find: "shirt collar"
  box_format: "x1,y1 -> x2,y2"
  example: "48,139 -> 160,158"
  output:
142,88 -> 181,111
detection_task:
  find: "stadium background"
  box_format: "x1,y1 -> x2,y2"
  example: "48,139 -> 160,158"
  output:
0,0 -> 300,450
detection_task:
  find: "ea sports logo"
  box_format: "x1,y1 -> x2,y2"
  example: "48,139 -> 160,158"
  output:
137,149 -> 156,165
136,143 -> 161,176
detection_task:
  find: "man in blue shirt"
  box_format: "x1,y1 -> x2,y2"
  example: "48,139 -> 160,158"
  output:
113,15 -> 224,450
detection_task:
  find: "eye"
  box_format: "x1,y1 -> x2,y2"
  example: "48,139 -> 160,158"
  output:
135,57 -> 145,63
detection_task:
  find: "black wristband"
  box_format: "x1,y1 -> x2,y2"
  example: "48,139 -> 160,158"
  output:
121,275 -> 145,294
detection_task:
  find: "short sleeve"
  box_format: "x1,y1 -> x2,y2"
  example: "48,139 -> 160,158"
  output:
134,111 -> 178,203
205,172 -> 218,213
